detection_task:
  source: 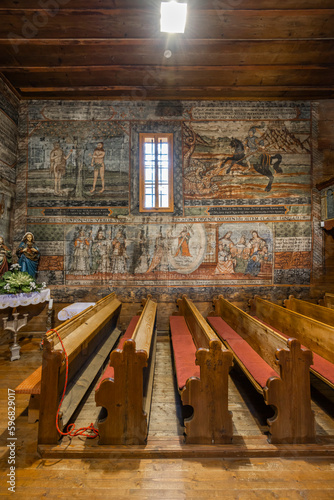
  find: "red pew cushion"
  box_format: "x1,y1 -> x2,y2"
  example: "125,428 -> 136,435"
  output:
207,316 -> 278,389
170,315 -> 200,391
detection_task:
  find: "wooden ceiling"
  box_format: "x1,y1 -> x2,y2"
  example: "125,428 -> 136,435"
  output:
0,0 -> 333,100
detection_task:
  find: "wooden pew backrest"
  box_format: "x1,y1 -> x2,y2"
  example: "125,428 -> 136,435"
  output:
284,295 -> 334,328
177,295 -> 220,349
250,295 -> 334,364
213,295 -> 288,374
324,293 -> 334,309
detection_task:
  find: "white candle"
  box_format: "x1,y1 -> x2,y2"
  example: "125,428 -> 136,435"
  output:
48,299 -> 53,310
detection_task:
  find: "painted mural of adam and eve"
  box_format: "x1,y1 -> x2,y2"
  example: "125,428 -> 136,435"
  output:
214,227 -> 272,278
183,120 -> 311,199
28,121 -> 129,202
49,141 -> 106,195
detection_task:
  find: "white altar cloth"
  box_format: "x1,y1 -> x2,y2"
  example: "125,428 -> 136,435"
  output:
58,302 -> 95,321
0,288 -> 51,309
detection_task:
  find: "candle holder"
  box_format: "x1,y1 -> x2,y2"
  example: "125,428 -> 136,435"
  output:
3,312 -> 29,361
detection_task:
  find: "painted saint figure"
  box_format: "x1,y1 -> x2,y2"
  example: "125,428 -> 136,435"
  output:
90,142 -> 106,194
133,229 -> 149,274
248,230 -> 266,255
16,232 -> 40,278
92,228 -> 111,274
0,236 -> 12,276
72,228 -> 91,275
147,229 -> 168,273
174,227 -> 192,257
111,229 -> 127,274
219,231 -> 235,252
50,142 -> 72,195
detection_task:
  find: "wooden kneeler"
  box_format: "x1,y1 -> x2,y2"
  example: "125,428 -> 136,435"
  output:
95,296 -> 157,445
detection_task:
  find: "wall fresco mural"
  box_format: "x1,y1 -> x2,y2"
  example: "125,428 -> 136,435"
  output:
14,100 -> 316,301
27,119 -> 129,216
183,119 -> 311,201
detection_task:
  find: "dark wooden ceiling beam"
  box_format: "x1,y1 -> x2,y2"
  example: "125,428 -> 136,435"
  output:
5,68 -> 333,87
2,64 -> 332,72
18,85 -> 334,92
1,1 -> 334,9
1,40 -> 334,67
1,9 -> 333,40
17,85 -> 334,101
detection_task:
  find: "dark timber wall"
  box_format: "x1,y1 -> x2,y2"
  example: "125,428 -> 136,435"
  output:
0,79 -> 19,244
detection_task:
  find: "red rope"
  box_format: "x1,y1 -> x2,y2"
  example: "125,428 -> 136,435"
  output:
46,329 -> 99,439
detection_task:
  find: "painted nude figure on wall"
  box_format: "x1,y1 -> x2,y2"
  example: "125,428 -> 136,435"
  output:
0,236 -> 12,276
50,142 -> 72,195
90,142 -> 106,194
16,232 -> 40,278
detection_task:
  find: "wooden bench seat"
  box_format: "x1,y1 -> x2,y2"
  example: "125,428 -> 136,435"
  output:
207,316 -> 277,390
209,295 -> 315,444
250,295 -> 334,390
170,315 -> 200,391
95,296 -> 157,445
170,295 -> 233,445
15,366 -> 42,423
37,292 -> 122,446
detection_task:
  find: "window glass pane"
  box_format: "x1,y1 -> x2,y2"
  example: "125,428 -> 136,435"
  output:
145,184 -> 155,208
158,184 -> 169,208
144,167 -> 155,182
158,166 -> 169,183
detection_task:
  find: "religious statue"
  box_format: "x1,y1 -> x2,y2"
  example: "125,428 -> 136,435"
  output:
16,232 -> 40,278
0,236 -> 12,277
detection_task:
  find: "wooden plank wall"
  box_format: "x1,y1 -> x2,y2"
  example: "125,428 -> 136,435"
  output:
313,101 -> 334,296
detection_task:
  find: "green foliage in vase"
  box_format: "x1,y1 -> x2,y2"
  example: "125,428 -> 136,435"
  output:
0,265 -> 46,295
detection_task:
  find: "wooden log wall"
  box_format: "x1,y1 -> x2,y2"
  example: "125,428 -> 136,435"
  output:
312,101 -> 334,296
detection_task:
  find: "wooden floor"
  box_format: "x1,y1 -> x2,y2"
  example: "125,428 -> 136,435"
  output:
1,335 -> 334,499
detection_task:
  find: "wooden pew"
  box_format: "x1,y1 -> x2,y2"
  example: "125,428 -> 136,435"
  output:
170,295 -> 233,444
15,303 -> 96,423
323,293 -> 334,309
208,295 -> 315,444
95,296 -> 157,445
37,293 -> 122,445
249,295 -> 334,390
284,295 -> 334,328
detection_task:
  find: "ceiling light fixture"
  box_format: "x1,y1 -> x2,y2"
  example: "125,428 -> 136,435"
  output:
160,1 -> 187,34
